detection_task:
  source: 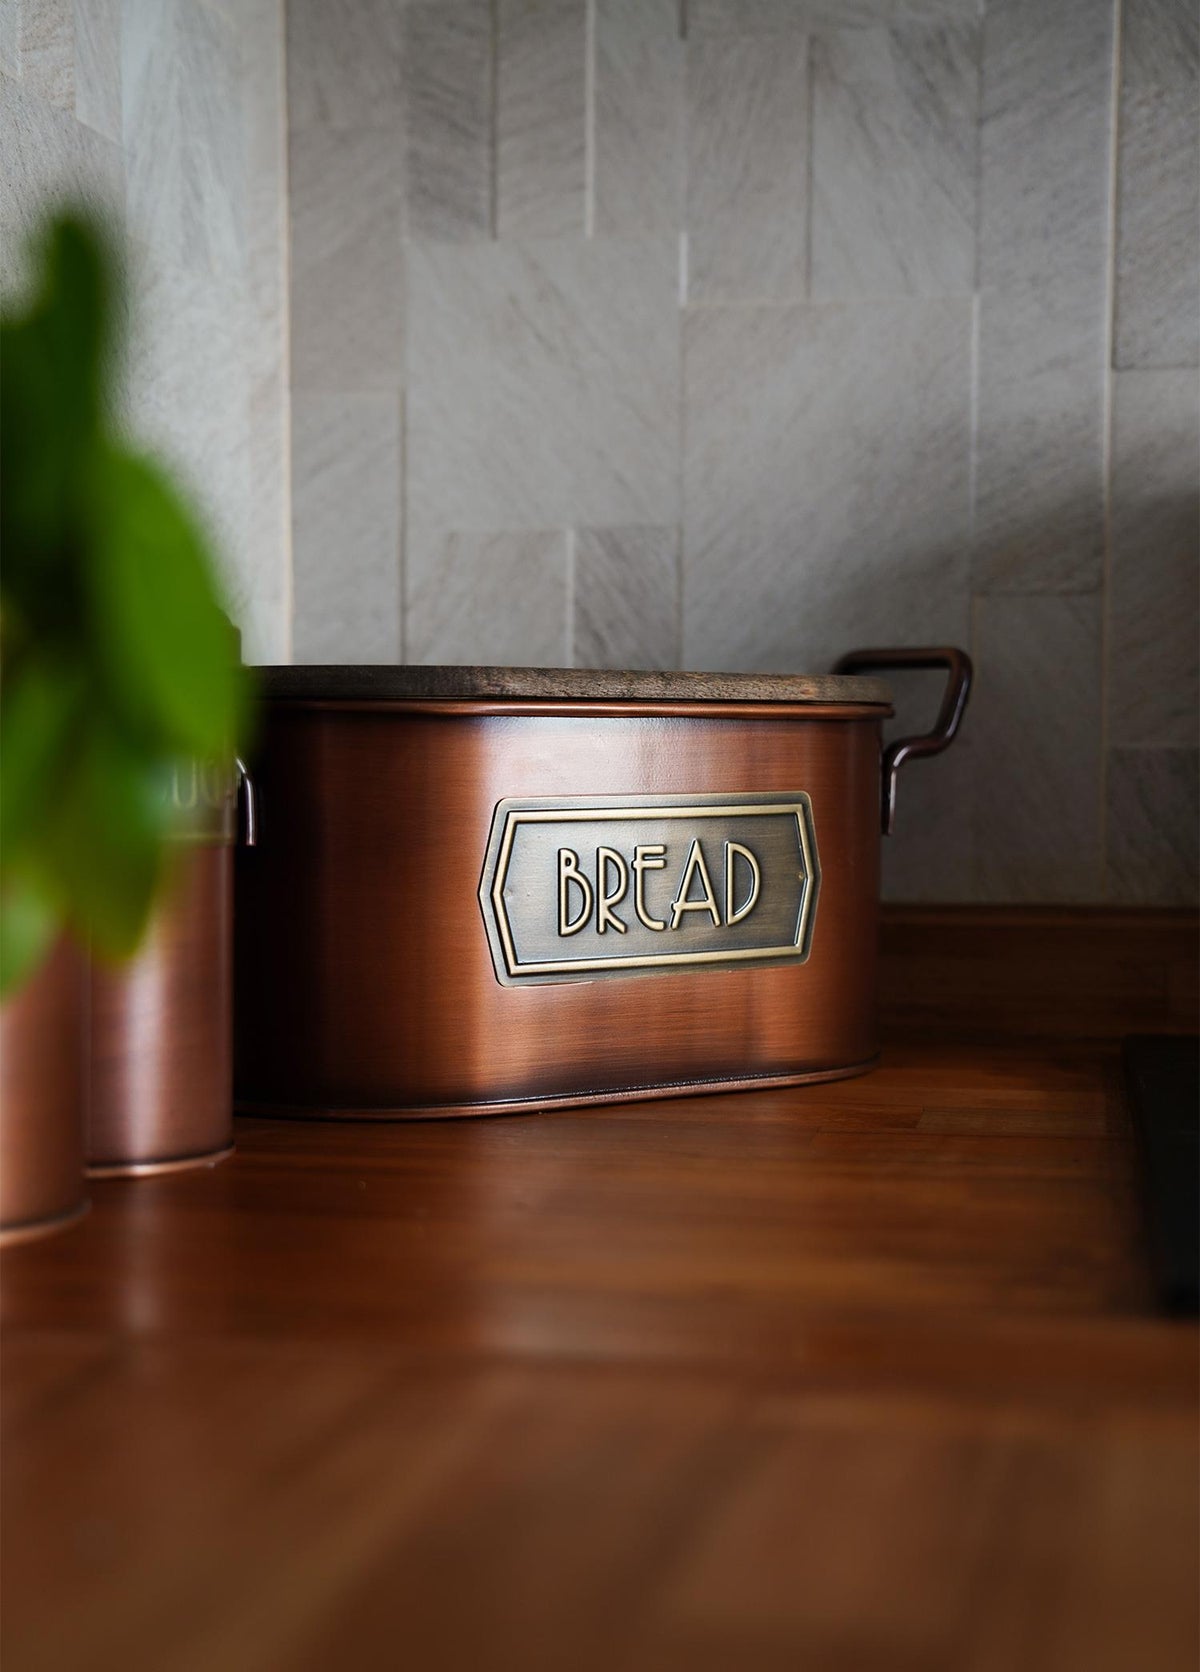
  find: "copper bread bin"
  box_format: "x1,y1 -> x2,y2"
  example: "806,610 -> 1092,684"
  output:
234,649 -> 970,1120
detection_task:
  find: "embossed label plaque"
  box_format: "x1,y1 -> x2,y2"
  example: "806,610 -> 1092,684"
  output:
479,794 -> 820,986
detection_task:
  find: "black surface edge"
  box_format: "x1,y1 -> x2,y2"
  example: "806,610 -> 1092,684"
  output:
1122,1034 -> 1200,1318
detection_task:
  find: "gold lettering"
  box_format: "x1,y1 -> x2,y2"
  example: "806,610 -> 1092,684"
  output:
596,846 -> 629,933
631,844 -> 667,931
724,842 -> 761,926
669,839 -> 721,930
558,848 -> 593,936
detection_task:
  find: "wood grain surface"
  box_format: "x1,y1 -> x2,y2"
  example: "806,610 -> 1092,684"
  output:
251,663 -> 893,707
3,909 -> 1197,1672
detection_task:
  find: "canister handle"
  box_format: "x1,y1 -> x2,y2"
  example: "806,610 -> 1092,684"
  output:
235,757 -> 257,848
831,647 -> 972,836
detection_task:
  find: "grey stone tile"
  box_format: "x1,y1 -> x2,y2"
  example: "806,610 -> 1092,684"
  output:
289,124 -> 404,391
178,0 -> 245,276
0,2 -> 20,81
402,0 -> 492,242
688,0 -> 982,33
978,0 -> 1114,295
244,0 -> 287,322
594,0 -> 684,237
406,236 -> 679,535
125,249 -> 253,628
1108,369 -> 1200,746
1114,0 -> 1199,368
243,0 -> 289,662
243,360 -> 289,663
894,0 -> 984,16
122,0 -> 185,258
881,736 -> 976,901
496,0 -> 585,241
0,71 -> 123,299
73,0 -> 119,140
124,0 -> 245,276
573,526 -> 680,669
810,21 -> 979,299
972,595 -> 1104,901
285,0 -> 402,131
682,298 -> 972,674
880,671 -> 975,902
407,530 -> 568,665
685,29 -> 807,301
292,393 -> 402,663
971,0 -> 1106,599
1107,747 -> 1199,905
20,0 -> 73,108
973,283 -> 1106,594
2,2 -> 285,657
689,1 -> 877,31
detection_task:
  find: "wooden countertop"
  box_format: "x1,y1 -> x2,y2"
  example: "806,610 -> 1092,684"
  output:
3,909 -> 1197,1672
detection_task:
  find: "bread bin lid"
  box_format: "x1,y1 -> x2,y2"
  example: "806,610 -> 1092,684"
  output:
253,665 -> 893,707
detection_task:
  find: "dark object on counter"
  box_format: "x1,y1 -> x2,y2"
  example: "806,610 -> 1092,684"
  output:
1122,1035 -> 1199,1316
235,650 -> 970,1121
87,761 -> 254,1176
0,938 -> 87,1242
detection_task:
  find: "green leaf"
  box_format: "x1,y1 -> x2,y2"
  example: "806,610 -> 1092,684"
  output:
37,212 -> 115,422
0,869 -> 60,998
0,652 -> 88,856
85,448 -> 243,759
41,715 -> 172,960
0,319 -> 76,605
0,213 -> 116,608
1,212 -> 246,994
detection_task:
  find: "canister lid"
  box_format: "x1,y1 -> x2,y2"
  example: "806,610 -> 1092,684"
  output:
252,665 -> 892,706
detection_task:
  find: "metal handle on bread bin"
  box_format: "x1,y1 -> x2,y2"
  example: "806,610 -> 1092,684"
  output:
235,757 -> 257,848
831,647 -> 972,836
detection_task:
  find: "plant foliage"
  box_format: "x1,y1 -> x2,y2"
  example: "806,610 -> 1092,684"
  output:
1,212 -> 248,996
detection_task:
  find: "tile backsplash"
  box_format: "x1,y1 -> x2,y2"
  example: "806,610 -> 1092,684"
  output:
287,0 -> 1197,904
0,0 -> 290,663
2,0 -> 1193,905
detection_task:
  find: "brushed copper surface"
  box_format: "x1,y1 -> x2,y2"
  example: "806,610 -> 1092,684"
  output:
88,845 -> 234,1173
86,1144 -> 235,1179
235,704 -> 886,1118
235,1059 -> 881,1121
0,938 -> 87,1241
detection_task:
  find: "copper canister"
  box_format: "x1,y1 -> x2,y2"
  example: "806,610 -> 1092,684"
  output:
0,937 -> 88,1242
235,651 -> 969,1121
87,761 -> 252,1176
